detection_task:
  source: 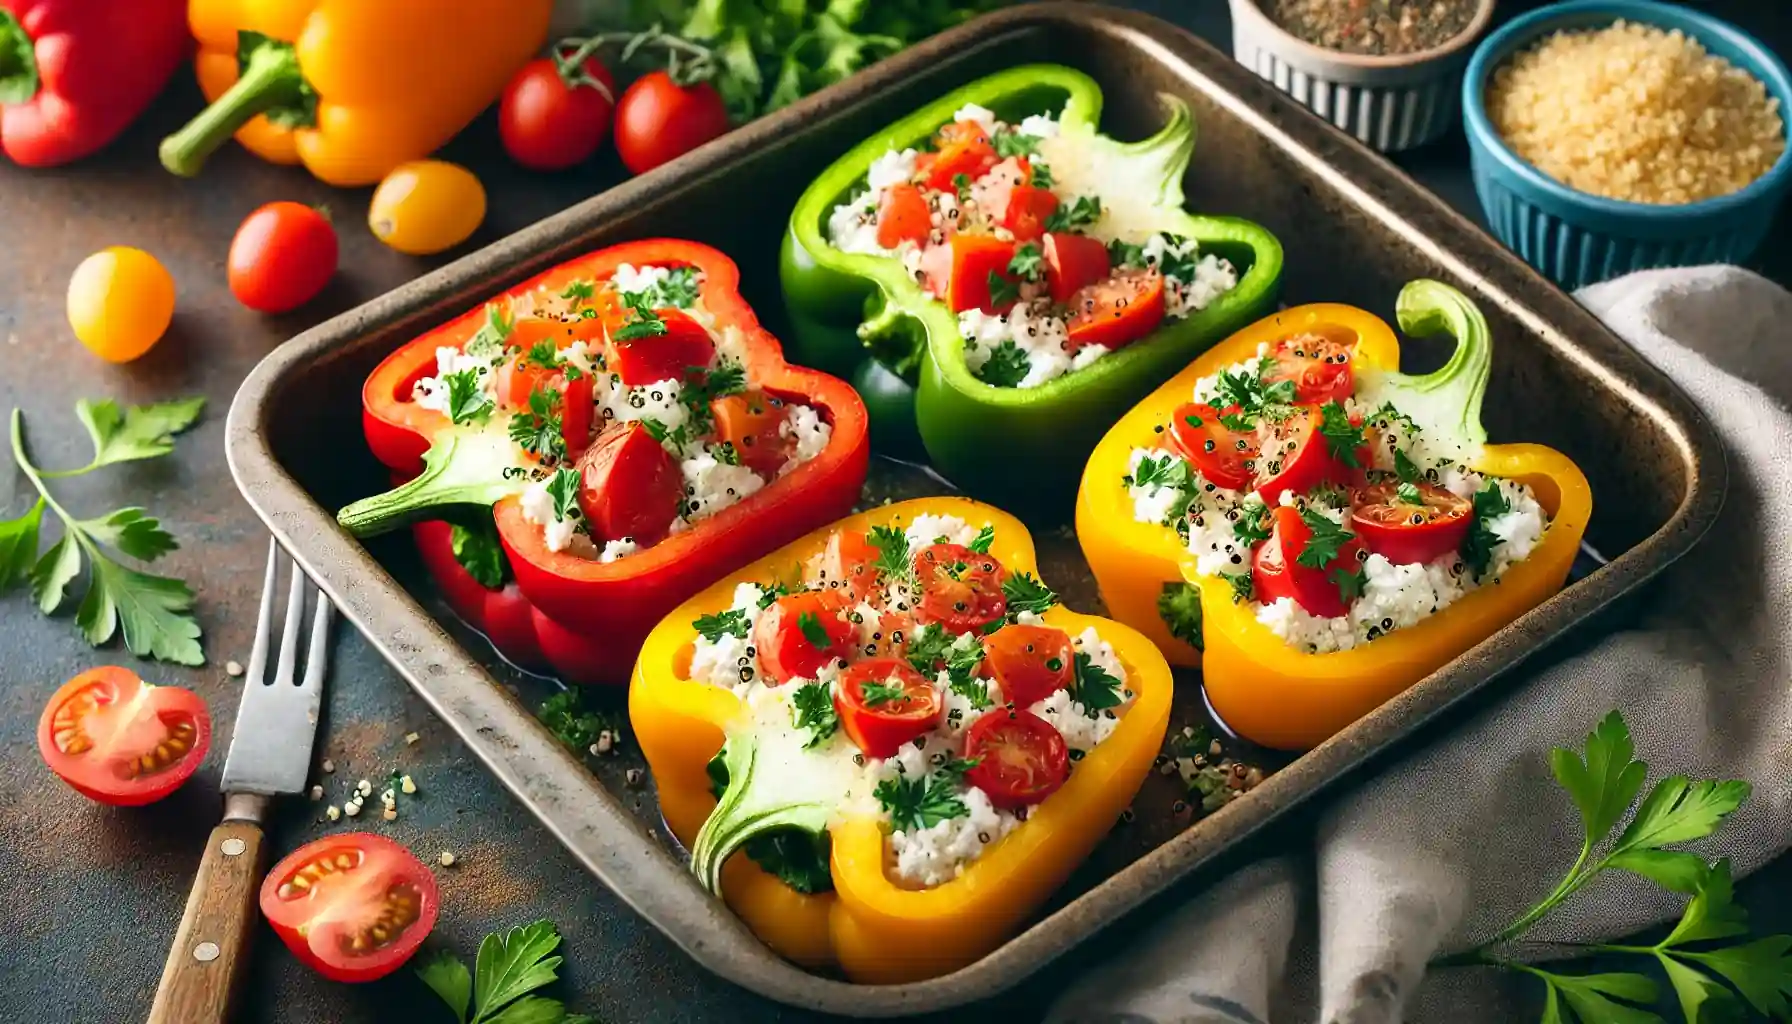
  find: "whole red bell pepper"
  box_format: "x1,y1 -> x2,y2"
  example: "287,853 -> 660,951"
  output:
345,239 -> 871,685
0,0 -> 189,167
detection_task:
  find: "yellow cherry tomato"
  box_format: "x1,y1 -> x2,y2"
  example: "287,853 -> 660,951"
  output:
67,247 -> 177,363
368,160 -> 487,256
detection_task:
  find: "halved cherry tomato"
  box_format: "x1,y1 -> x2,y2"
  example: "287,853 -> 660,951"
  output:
260,832 -> 439,983
963,708 -> 1070,809
919,120 -> 996,191
808,527 -> 882,603
912,542 -> 1008,634
1169,402 -> 1257,491
37,667 -> 211,806
1265,333 -> 1355,404
1253,405 -> 1353,500
1002,185 -> 1059,243
1043,232 -> 1110,303
712,389 -> 794,478
576,421 -> 680,545
754,590 -> 855,684
1252,505 -> 1365,618
945,233 -> 1019,314
835,658 -> 942,758
982,624 -> 1074,708
1351,482 -> 1474,565
876,184 -> 932,249
496,356 -> 596,456
1066,268 -> 1165,350
607,308 -> 716,386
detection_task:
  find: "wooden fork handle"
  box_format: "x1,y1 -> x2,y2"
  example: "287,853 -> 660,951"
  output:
147,817 -> 269,1024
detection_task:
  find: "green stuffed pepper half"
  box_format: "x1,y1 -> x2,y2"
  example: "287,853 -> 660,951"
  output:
780,64 -> 1283,508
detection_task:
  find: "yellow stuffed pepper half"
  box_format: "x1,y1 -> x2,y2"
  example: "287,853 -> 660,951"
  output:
1077,280 -> 1590,750
630,497 -> 1172,983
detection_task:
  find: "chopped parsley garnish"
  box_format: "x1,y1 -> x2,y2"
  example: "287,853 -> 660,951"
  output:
1154,236 -> 1203,283
621,265 -> 702,310
1294,506 -> 1356,569
1212,364 -> 1296,430
867,525 -> 911,582
560,279 -> 595,307
975,341 -> 1030,387
613,294 -> 667,341
544,467 -> 582,523
758,579 -> 792,608
507,387 -> 566,462
1157,581 -> 1204,650
790,682 -> 838,748
858,679 -> 904,707
1072,651 -> 1123,716
952,172 -> 972,203
797,610 -> 830,650
907,624 -> 989,708
874,759 -> 977,833
1002,572 -> 1058,617
1369,402 -> 1421,440
1128,453 -> 1195,496
1331,565 -> 1368,603
463,303 -> 514,358
1233,503 -> 1272,547
1318,400 -> 1365,468
443,369 -> 492,426
1029,162 -> 1053,189
987,271 -> 1020,309
449,520 -> 507,590
692,607 -> 750,643
967,524 -> 995,554
994,131 -> 1039,158
537,689 -> 617,755
1461,481 -> 1511,580
524,340 -> 563,371
639,416 -> 694,453
713,441 -> 740,465
1108,238 -> 1146,267
1393,448 -> 1425,505
679,357 -> 747,434
1045,194 -> 1101,232
1007,243 -> 1043,281
1227,570 -> 1254,603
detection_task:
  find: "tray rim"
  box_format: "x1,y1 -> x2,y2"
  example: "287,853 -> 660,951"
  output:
224,3 -> 1729,1015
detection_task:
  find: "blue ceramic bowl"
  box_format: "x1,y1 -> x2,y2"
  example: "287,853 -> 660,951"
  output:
1462,0 -> 1792,290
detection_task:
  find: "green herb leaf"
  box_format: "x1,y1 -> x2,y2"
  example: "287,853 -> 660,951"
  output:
1656,954 -> 1740,1024
1232,503 -> 1272,547
1543,971 -> 1664,1024
1044,194 -> 1101,232
487,996 -> 571,1024
859,678 -> 904,707
622,265 -> 702,311
465,303 -> 515,358
545,468 -> 582,524
613,294 -> 669,342
31,535 -> 80,614
1606,848 -> 1712,894
994,131 -> 1039,158
560,280 -> 595,307
1658,858 -> 1750,948
875,766 -> 970,833
77,557 -> 203,666
1679,935 -> 1792,1018
867,525 -> 911,582
797,610 -> 831,650
1129,453 -> 1194,495
524,340 -> 563,372
1294,506 -> 1355,569
1156,581 -> 1204,649
416,949 -> 474,1024
0,498 -> 43,590
1007,243 -> 1043,281
1549,710 -> 1649,848
1330,565 -> 1367,604
693,607 -> 750,644
1029,162 -> 1053,188
1318,401 -> 1364,469
1461,480 -> 1512,580
790,681 -> 839,747
952,172 -> 972,203
1108,238 -> 1146,268
445,369 -> 494,426
967,524 -> 995,555
741,829 -> 833,895
69,397 -> 206,472
1072,650 -> 1123,714
450,521 -> 508,590
1609,776 -> 1751,866
507,387 -> 566,463
471,920 -> 565,1022
975,341 -> 1030,388
1393,448 -> 1424,505
1002,572 -> 1058,617
987,271 -> 1019,309
713,441 -> 740,465
79,507 -> 176,562
1226,571 -> 1254,604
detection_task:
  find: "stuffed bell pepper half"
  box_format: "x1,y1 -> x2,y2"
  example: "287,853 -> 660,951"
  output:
1076,280 -> 1591,750
780,64 -> 1283,506
338,239 -> 869,685
630,497 -> 1172,983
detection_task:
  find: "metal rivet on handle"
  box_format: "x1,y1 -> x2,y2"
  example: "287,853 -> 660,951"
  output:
221,838 -> 245,857
193,942 -> 220,962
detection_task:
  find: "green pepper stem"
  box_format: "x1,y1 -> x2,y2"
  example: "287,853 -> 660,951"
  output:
159,37 -> 305,177
336,429 -> 522,538
1355,279 -> 1493,458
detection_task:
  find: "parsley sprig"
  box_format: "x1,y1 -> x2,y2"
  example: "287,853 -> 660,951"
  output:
906,623 -> 989,708
1318,401 -> 1365,468
874,758 -> 978,833
463,303 -> 515,359
967,524 -> 996,554
867,525 -> 912,583
693,607 -> 750,643
1212,363 -> 1296,431
975,341 -> 1030,388
858,678 -> 905,707
620,265 -> 701,310
1461,481 -> 1511,580
1393,448 -> 1426,505
1293,506 -> 1355,569
508,387 -> 566,463
1001,572 -> 1058,617
613,294 -> 668,342
987,271 -> 1020,309
1045,194 -> 1101,232
544,468 -> 581,523
796,610 -> 830,650
444,369 -> 493,426
790,681 -> 838,748
1007,243 -> 1043,281
1072,651 -> 1124,716
993,130 -> 1039,158
416,919 -> 596,1024
1232,503 -> 1272,547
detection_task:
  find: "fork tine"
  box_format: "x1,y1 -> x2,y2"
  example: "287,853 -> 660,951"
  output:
273,557 -> 310,687
245,540 -> 279,686
299,591 -> 333,690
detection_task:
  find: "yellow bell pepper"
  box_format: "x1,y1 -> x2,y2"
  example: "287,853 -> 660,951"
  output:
1077,281 -> 1591,751
165,0 -> 551,185
630,497 -> 1173,984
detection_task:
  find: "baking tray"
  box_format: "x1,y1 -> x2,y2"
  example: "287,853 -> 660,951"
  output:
225,3 -> 1726,1016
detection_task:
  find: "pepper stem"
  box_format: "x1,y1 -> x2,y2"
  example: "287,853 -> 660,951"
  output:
0,10 -> 39,106
857,292 -> 923,378
336,429 -> 523,538
159,35 -> 307,177
1356,279 -> 1493,459
689,718 -> 841,895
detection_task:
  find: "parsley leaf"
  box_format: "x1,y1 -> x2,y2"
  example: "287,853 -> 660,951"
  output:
993,130 -> 1039,158
524,340 -> 563,371
790,682 -> 838,747
975,341 -> 1030,388
1461,481 -> 1512,579
906,623 -> 989,707
713,441 -> 740,465
1535,972 -> 1662,1024
1232,503 -> 1272,547
544,468 -> 581,523
621,265 -> 702,311
952,172 -> 972,203
1007,243 -> 1043,281
537,689 -> 616,755
464,303 -> 515,359
417,919 -> 590,1024
967,524 -> 996,554
416,951 -> 474,1024
1213,364 -> 1296,430
1227,570 -> 1254,604
1330,565 -> 1367,604
613,294 -> 668,341
1072,650 -> 1123,715
61,397 -> 205,474
692,607 -> 750,644
0,499 -> 44,590
507,387 -> 566,463
559,280 -> 595,307
867,525 -> 911,582
450,520 -> 508,590
1678,932 -> 1792,1019
445,369 -> 494,426
1128,453 -> 1194,494
1318,401 -> 1364,468
1045,194 -> 1101,232
1002,572 -> 1058,617
1294,507 -> 1355,569
1393,448 -> 1425,505
742,830 -> 833,896
1108,238 -> 1146,268
1029,162 -> 1053,189
987,271 -> 1019,309
875,764 -> 972,833
678,358 -> 747,434
797,610 -> 830,650
859,679 -> 904,707
1153,235 -> 1204,283
1156,581 -> 1203,649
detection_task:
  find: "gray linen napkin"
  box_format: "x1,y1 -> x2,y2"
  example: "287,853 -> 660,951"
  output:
1047,265 -> 1792,1024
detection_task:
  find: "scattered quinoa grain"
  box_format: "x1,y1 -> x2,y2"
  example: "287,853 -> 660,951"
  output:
325,805 -> 340,821
400,775 -> 417,795
356,778 -> 373,796
625,768 -> 644,788
225,660 -> 244,677
343,801 -> 362,817
381,807 -> 398,821
439,851 -> 457,867
308,785 -> 323,801
321,759 -> 335,773
404,732 -> 420,745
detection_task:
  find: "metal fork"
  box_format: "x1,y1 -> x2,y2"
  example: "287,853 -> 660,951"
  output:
148,541 -> 332,1024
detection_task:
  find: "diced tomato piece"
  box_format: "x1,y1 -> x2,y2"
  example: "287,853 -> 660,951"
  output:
1169,402 -> 1258,492
912,542 -> 1008,634
37,667 -> 211,807
808,527 -> 883,603
1351,482 -> 1474,565
963,709 -> 1070,809
560,372 -> 595,455
982,624 -> 1075,708
1251,504 -> 1365,618
712,389 -> 794,478
754,591 -> 855,684
260,833 -> 439,983
1253,405 -> 1353,500
946,233 -> 1019,314
1002,185 -> 1059,243
575,421 -> 681,546
876,184 -> 932,249
921,120 -> 997,191
1043,232 -> 1110,304
969,156 -> 1032,223
1065,268 -> 1165,350
606,308 -> 716,386
509,312 -> 606,353
835,658 -> 942,758
1265,334 -> 1356,404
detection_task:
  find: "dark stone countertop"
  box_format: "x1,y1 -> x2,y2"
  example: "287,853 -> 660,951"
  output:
0,3 -> 1787,1022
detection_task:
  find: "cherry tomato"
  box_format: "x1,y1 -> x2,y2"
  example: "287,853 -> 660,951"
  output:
808,528 -> 882,603
1066,268 -> 1165,350
227,202 -> 338,314
912,542 -> 1008,635
963,708 -> 1070,809
982,624 -> 1075,708
1169,402 -> 1257,491
495,357 -> 595,456
835,658 -> 942,758
613,71 -> 731,176
945,233 -> 1019,314
66,247 -> 175,363
576,421 -> 680,545
876,184 -> 932,249
37,667 -> 211,806
499,54 -> 616,172
1351,482 -> 1474,565
918,120 -> 997,191
1265,334 -> 1355,404
1253,405 -> 1351,500
1043,232 -> 1110,303
369,160 -> 486,256
754,591 -> 855,685
1252,504 -> 1365,618
606,308 -> 715,386
713,389 -> 794,478
260,832 -> 439,983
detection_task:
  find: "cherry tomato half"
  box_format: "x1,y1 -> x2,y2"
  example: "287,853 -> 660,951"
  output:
912,543 -> 1008,635
37,667 -> 212,806
982,624 -> 1074,708
807,528 -> 882,604
1253,405 -> 1349,500
963,708 -> 1070,809
1351,482 -> 1474,565
260,832 -> 439,983
606,308 -> 715,386
613,71 -> 731,176
835,658 -> 942,758
877,184 -> 932,250
1169,402 -> 1257,491
1252,504 -> 1365,618
754,590 -> 855,685
576,421 -> 680,545
1066,268 -> 1165,351
712,389 -> 793,478
1265,333 -> 1355,405
499,54 -> 616,172
1043,232 -> 1110,304
228,202 -> 338,314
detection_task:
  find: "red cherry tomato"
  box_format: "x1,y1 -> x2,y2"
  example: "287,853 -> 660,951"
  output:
37,667 -> 211,806
1252,505 -> 1365,618
1265,334 -> 1355,404
260,832 -> 439,983
712,389 -> 793,478
495,355 -> 595,456
876,184 -> 932,249
1043,232 -> 1110,303
1066,268 -> 1165,350
912,542 -> 1008,635
1253,405 -> 1351,500
963,708 -> 1070,809
919,120 -> 997,191
835,658 -> 943,758
613,71 -> 731,176
606,308 -> 715,386
946,233 -> 1019,314
982,624 -> 1075,708
1351,482 -> 1474,565
1169,402 -> 1257,491
499,54 -> 616,171
227,202 -> 338,314
754,591 -> 855,685
807,528 -> 883,603
576,421 -> 680,545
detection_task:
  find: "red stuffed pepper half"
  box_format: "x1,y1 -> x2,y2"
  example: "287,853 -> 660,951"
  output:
339,239 -> 870,684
